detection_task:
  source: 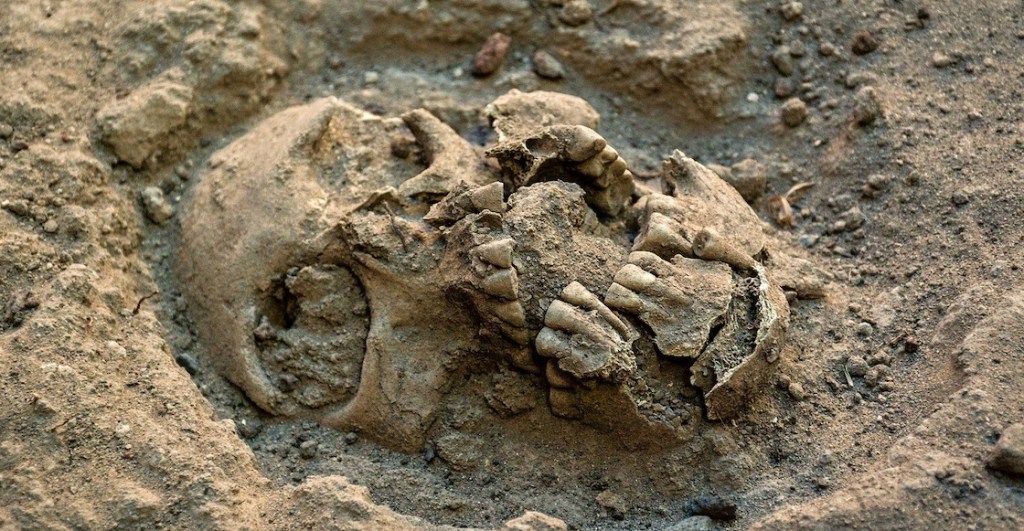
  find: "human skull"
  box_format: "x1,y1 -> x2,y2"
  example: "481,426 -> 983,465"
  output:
176,90 -> 795,452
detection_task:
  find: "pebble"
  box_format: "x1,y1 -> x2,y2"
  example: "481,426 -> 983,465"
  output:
558,0 -> 593,26
951,189 -> 970,206
788,382 -> 808,401
856,322 -> 874,336
775,77 -> 797,98
851,31 -> 879,55
846,355 -> 870,377
772,46 -> 795,76
726,158 -> 767,202
931,51 -> 957,68
344,431 -> 359,444
988,424 -> 1024,475
780,97 -> 808,127
299,440 -> 319,459
779,2 -> 803,21
532,50 -> 565,80
472,32 -> 512,77
818,41 -> 836,56
0,123 -> 12,139
665,515 -> 715,531
174,352 -> 200,375
140,186 -> 174,225
42,219 -> 59,233
852,86 -> 882,126
237,418 -> 263,439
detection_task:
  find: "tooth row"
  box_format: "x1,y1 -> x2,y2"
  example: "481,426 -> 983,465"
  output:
534,282 -> 636,383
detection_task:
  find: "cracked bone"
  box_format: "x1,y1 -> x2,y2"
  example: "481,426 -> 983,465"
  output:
605,251 -> 733,359
398,108 -> 491,199
424,181 -> 506,225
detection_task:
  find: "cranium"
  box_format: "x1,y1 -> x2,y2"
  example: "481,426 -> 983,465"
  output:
177,90 -> 792,452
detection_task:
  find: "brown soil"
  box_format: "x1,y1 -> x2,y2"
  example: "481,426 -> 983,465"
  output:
2,1 -> 1023,530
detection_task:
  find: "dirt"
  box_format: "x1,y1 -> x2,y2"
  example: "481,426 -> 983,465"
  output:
2,1 -> 1023,529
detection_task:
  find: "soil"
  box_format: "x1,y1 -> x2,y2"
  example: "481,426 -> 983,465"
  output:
2,1 -> 1024,530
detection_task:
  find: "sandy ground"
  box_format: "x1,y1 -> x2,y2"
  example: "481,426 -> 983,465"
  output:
1,1 -> 1023,529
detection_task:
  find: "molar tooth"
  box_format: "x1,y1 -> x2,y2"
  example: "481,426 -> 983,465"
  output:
575,156 -> 606,178
563,125 -> 607,162
474,238 -> 514,268
545,360 -> 577,389
491,300 -> 527,327
597,145 -> 619,163
479,269 -> 519,300
469,182 -> 505,213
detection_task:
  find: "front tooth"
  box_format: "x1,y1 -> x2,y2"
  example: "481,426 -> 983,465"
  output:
475,238 -> 514,268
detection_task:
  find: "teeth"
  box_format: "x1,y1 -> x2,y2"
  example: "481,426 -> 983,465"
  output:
474,238 -> 514,268
534,283 -> 635,382
692,226 -> 757,271
469,181 -> 505,213
479,269 -> 519,300
545,360 -> 577,389
632,212 -> 692,258
604,251 -> 732,360
491,300 -> 527,327
563,125 -> 607,162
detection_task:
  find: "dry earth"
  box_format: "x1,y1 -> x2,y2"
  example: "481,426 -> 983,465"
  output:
1,1 -> 1023,530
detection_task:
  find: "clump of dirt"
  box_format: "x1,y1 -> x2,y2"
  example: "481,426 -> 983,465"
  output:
2,1 -> 1023,530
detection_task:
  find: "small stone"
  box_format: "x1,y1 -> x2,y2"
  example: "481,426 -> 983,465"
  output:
558,0 -> 593,26
174,352 -> 200,375
852,86 -> 882,126
988,424 -> 1024,475
363,71 -> 380,84
0,123 -> 12,139
851,31 -> 879,55
951,189 -> 970,206
532,50 -> 565,80
502,511 -> 568,531
299,440 -> 319,459
344,432 -> 359,444
789,40 -> 807,58
726,158 -> 767,202
818,41 -> 836,57
97,81 -> 194,169
780,97 -> 808,127
237,418 -> 263,439
775,77 -> 797,98
472,32 -> 512,77
42,219 -> 59,233
779,2 -> 803,21
772,46 -> 795,76
140,186 -> 174,225
787,382 -> 807,401
931,51 -> 957,68
596,490 -> 628,514
867,351 -> 892,366
665,515 -> 715,531
846,355 -> 870,377
856,322 -> 874,336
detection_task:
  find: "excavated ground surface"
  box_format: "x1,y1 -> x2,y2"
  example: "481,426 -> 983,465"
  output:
2,1 -> 1023,530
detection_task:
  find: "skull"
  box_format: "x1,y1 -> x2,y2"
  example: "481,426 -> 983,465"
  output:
176,90 -> 796,452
